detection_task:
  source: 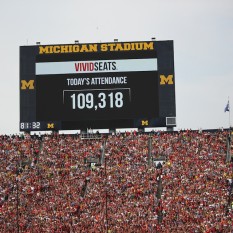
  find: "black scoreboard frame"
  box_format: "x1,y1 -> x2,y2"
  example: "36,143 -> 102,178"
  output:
20,40 -> 176,131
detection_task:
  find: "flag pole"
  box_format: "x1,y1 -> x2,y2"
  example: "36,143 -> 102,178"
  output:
228,97 -> 231,129
229,104 -> 231,129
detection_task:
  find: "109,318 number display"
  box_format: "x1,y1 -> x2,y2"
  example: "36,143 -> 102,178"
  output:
66,89 -> 129,111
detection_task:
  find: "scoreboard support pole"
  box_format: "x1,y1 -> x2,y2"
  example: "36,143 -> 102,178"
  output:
138,128 -> 145,133
166,126 -> 174,132
109,129 -> 116,135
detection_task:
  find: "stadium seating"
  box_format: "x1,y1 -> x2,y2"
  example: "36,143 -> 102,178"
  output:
0,130 -> 232,232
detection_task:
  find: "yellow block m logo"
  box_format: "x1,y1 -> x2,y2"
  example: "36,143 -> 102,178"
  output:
160,75 -> 174,85
141,120 -> 149,126
21,80 -> 35,90
47,123 -> 55,129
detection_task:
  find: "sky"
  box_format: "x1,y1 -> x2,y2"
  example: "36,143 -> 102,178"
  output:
0,0 -> 233,134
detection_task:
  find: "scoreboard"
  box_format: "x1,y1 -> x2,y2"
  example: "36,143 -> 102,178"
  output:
20,41 -> 176,131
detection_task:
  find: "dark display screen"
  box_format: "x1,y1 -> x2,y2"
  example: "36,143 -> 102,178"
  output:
36,71 -> 158,121
20,41 -> 176,131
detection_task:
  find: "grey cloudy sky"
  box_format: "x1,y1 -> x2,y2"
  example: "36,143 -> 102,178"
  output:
0,0 -> 233,134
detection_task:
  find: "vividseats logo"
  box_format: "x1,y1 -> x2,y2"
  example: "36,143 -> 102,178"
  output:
36,58 -> 157,75
75,61 -> 116,72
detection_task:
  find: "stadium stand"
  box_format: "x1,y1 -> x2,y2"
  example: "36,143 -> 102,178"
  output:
0,130 -> 232,232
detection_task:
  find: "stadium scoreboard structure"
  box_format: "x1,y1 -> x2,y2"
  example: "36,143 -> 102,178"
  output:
20,40 -> 176,131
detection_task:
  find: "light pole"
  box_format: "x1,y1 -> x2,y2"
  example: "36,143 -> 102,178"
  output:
16,161 -> 20,233
105,154 -> 108,233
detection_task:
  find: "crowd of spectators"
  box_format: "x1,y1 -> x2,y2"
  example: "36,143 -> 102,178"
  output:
0,129 -> 232,232
159,130 -> 233,232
